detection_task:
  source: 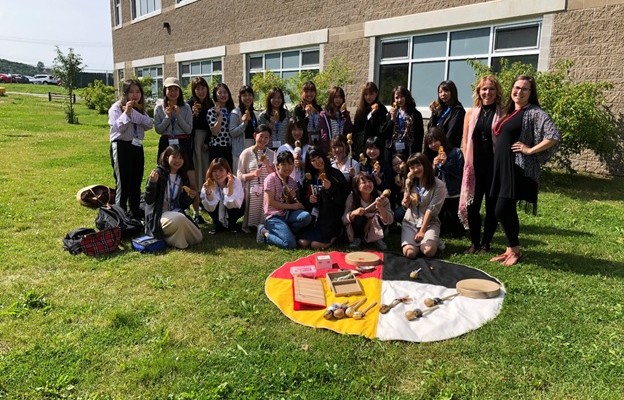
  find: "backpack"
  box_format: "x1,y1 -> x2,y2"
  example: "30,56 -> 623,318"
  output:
95,204 -> 143,238
76,185 -> 115,207
63,227 -> 96,255
131,235 -> 167,253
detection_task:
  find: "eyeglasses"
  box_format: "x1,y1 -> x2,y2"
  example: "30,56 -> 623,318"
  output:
513,86 -> 531,93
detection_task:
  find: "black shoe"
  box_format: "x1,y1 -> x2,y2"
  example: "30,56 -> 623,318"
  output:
193,214 -> 206,225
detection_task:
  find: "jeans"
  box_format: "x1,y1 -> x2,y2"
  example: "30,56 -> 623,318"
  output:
265,210 -> 312,249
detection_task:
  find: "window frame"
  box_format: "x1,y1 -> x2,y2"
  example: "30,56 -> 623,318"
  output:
131,0 -> 161,21
178,58 -> 224,89
113,0 -> 122,27
247,47 -> 321,84
135,65 -> 163,100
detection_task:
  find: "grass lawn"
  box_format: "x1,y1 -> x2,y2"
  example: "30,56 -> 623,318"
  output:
0,91 -> 623,399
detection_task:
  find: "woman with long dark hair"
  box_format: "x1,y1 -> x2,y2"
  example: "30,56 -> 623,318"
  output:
427,80 -> 465,149
353,82 -> 388,156
230,85 -> 258,174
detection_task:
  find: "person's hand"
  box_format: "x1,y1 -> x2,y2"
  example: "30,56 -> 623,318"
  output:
253,168 -> 262,178
374,196 -> 385,211
149,170 -> 159,182
294,159 -> 301,169
305,104 -> 314,117
512,141 -> 532,155
186,187 -> 198,199
242,110 -> 251,124
269,112 -> 279,125
309,194 -> 318,204
292,201 -> 304,210
321,177 -> 331,190
352,207 -> 365,218
125,100 -> 135,115
371,103 -> 378,114
214,106 -> 222,118
401,193 -> 411,209
173,105 -> 180,116
203,181 -> 213,196
415,230 -> 425,242
433,153 -> 446,167
349,167 -> 355,177
389,105 -> 397,121
226,173 -> 235,191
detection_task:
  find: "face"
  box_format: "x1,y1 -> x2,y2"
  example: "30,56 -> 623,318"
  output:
194,85 -> 208,101
270,94 -> 283,108
168,153 -> 184,171
438,87 -> 450,103
240,91 -> 254,107
291,127 -> 303,141
277,161 -> 294,178
392,157 -> 403,173
211,166 -> 227,183
366,146 -> 380,161
331,144 -> 346,158
479,80 -> 497,106
310,156 -> 325,171
428,140 -> 441,152
303,89 -> 316,103
357,178 -> 374,196
409,162 -> 423,178
363,91 -> 377,105
512,79 -> 531,108
216,87 -> 229,103
333,93 -> 344,108
394,93 -> 406,108
127,85 -> 142,102
166,86 -> 180,101
254,130 -> 271,148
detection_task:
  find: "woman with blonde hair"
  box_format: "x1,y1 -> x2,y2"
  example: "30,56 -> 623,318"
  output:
459,75 -> 503,254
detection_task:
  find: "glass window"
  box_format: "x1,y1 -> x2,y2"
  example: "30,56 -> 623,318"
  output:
247,47 -> 320,83
301,50 -> 319,66
282,51 -> 299,69
132,0 -> 161,19
178,58 -> 224,88
114,0 -> 121,26
249,56 -> 263,70
379,21 -> 541,108
265,53 -> 281,70
135,65 -> 162,99
213,61 -> 222,72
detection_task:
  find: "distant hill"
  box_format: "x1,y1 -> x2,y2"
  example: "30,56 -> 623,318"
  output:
0,59 -> 43,75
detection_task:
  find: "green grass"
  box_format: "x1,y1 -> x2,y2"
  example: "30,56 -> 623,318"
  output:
0,82 -> 66,95
0,91 -> 623,399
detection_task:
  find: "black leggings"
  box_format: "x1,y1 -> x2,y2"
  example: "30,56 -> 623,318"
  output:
467,175 -> 498,247
494,197 -> 519,248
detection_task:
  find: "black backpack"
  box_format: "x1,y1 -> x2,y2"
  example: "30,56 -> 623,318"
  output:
95,204 -> 143,238
63,227 -> 97,255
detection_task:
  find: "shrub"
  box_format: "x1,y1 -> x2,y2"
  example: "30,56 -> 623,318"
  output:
469,59 -> 619,173
81,80 -> 116,114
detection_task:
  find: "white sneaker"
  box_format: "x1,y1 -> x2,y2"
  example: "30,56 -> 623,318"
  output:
349,238 -> 362,248
374,239 -> 388,250
256,224 -> 267,243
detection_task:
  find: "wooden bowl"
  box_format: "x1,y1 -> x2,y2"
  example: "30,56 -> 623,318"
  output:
456,279 -> 501,299
344,252 -> 381,267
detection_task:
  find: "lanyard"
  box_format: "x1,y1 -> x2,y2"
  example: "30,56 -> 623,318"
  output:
170,116 -> 176,136
168,174 -> 180,210
336,113 -> 342,137
436,107 -> 451,126
133,123 -> 138,138
397,111 -> 405,136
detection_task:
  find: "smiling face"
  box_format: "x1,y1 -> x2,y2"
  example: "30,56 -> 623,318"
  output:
168,153 -> 184,172
303,89 -> 316,103
438,87 -> 450,104
211,166 -> 227,184
511,79 -> 531,109
291,127 -> 303,141
166,86 -> 180,102
277,160 -> 294,179
270,93 -> 283,109
393,93 -> 406,109
366,146 -> 380,161
331,143 -> 346,159
216,87 -> 229,104
194,84 -> 208,101
333,93 -> 345,108
357,177 -> 374,197
364,91 -> 377,106
427,140 -> 441,152
409,162 -> 423,179
254,130 -> 271,149
240,91 -> 254,107
127,85 -> 142,102
479,79 -> 497,106
310,156 -> 325,172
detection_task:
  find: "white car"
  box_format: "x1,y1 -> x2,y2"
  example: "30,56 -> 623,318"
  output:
32,74 -> 59,85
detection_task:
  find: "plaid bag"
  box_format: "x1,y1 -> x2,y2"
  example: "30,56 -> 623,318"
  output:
81,226 -> 121,256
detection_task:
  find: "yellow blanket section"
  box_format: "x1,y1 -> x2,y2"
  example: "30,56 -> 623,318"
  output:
265,275 -> 382,339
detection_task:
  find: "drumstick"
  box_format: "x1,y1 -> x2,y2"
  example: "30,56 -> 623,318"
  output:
379,296 -> 412,314
352,301 -> 377,320
404,305 -> 439,321
345,298 -> 367,318
424,293 -> 458,307
409,267 -> 423,279
363,189 -> 392,212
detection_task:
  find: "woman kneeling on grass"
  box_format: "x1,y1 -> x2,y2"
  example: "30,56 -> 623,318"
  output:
343,172 -> 393,250
200,158 -> 244,234
144,145 -> 203,249
256,151 -> 312,248
401,153 -> 447,259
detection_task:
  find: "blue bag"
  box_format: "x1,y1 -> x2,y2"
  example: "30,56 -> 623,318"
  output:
131,235 -> 167,253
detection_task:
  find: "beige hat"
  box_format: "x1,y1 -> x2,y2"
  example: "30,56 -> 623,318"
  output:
163,77 -> 181,89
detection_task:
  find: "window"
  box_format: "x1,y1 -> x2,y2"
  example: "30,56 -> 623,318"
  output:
131,0 -> 161,20
179,59 -> 223,89
116,68 -> 125,94
248,48 -> 320,85
378,21 -> 541,106
113,0 -> 121,27
135,65 -> 163,99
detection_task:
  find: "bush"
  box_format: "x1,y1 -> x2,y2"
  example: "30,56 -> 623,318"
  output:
81,80 -> 116,114
469,59 -> 619,173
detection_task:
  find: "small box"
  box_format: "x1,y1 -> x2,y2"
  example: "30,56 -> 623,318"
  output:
290,265 -> 316,278
315,254 -> 332,270
293,276 -> 326,308
326,270 -> 363,296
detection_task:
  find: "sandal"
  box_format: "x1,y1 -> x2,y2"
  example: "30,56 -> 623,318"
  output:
503,252 -> 523,266
489,252 -> 509,263
476,244 -> 490,254
463,245 -> 478,255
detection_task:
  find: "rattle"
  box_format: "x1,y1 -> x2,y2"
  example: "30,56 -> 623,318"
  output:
359,153 -> 367,164
323,302 -> 348,320
319,172 -> 327,181
373,161 -> 381,173
352,301 -> 377,320
379,296 -> 412,314
409,267 -> 422,279
345,297 -> 367,318
363,189 -> 392,213
182,186 -> 192,195
424,293 -> 458,308
404,305 -> 439,321
438,145 -> 445,156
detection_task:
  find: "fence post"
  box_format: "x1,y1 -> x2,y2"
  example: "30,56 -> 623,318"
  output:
48,92 -> 52,102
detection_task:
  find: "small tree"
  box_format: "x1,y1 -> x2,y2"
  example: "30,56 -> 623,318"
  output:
36,61 -> 45,73
52,47 -> 84,124
469,59 -> 619,173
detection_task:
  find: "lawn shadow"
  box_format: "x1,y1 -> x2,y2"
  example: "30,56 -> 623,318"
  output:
541,170 -> 624,202
520,249 -> 624,278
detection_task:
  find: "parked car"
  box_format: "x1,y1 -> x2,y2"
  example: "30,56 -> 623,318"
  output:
11,74 -> 32,84
24,75 -> 36,83
32,74 -> 59,85
0,73 -> 11,83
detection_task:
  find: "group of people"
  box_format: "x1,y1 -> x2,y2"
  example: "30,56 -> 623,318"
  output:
108,73 -> 560,266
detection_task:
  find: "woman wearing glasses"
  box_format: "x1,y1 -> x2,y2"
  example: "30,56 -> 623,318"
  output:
489,75 -> 560,266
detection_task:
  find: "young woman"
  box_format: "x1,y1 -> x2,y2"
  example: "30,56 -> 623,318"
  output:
401,152 -> 447,259
276,116 -> 310,183
154,78 -> 201,223
188,76 -> 214,224
256,151 -> 312,249
358,136 -> 389,192
108,78 -> 153,220
144,145 -> 203,249
237,124 -> 276,233
353,82 -> 388,157
298,146 -> 349,249
293,81 -> 322,146
382,86 -> 424,162
319,86 -> 353,154
425,127 -> 465,238
330,134 -> 360,185
229,85 -> 258,174
427,80 -> 465,150
258,87 -> 290,150
207,83 -> 235,168
389,153 -> 407,224
343,172 -> 393,250
200,158 -> 244,234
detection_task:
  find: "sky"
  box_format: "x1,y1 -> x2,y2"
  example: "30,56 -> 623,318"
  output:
0,0 -> 113,72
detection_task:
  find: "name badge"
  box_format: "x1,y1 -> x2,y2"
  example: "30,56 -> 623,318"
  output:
272,140 -> 281,149
253,184 -> 263,196
310,134 -> 320,145
311,207 -> 320,218
132,138 -> 143,147
168,138 -> 179,146
395,142 -> 406,151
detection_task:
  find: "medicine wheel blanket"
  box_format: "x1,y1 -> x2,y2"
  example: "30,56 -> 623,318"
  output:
265,251 -> 505,342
